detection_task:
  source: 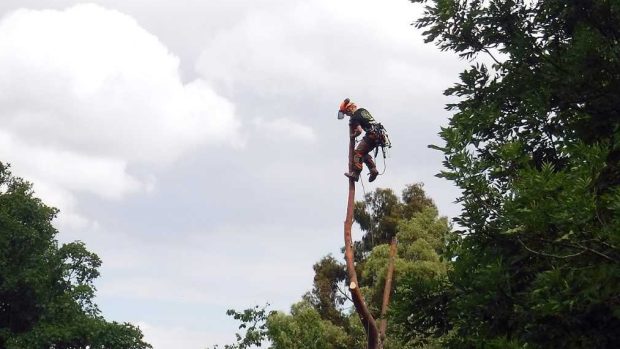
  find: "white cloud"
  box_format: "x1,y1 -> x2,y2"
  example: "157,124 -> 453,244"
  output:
138,322 -> 234,349
96,226 -> 318,307
253,117 -> 316,142
0,4 -> 241,161
0,4 -> 241,225
0,130 -> 145,198
195,0 -> 456,105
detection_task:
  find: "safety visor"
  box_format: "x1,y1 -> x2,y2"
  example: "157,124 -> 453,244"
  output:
338,98 -> 351,120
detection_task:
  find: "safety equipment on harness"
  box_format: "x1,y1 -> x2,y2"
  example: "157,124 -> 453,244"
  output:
371,123 -> 391,159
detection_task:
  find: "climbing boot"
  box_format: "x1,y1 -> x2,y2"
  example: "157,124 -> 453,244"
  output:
368,168 -> 379,182
344,171 -> 360,182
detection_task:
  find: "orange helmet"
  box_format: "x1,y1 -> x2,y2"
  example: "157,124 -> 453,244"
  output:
337,98 -> 355,119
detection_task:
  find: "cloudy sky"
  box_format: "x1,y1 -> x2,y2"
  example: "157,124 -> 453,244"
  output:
0,0 -> 466,347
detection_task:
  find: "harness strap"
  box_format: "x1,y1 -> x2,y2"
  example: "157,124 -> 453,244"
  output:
371,123 -> 391,159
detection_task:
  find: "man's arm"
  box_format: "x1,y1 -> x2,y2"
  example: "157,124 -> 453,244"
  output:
350,124 -> 363,138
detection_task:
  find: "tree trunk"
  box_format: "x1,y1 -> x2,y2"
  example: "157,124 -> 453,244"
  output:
379,237 -> 397,344
344,128 -> 381,349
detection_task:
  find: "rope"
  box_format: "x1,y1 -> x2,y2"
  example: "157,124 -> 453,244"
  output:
359,176 -> 374,249
378,149 -> 388,175
360,174 -> 367,197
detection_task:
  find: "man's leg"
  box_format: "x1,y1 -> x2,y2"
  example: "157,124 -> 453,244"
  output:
364,153 -> 379,182
361,134 -> 379,182
345,138 -> 375,181
344,138 -> 369,181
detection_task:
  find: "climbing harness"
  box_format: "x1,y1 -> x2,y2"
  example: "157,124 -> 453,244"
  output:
355,123 -> 391,180
371,123 -> 391,176
372,123 -> 391,158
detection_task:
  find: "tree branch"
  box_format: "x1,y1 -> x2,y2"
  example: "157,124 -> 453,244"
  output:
518,238 -> 586,259
537,237 -> 620,263
336,283 -> 353,303
379,237 -> 398,345
483,48 -> 502,65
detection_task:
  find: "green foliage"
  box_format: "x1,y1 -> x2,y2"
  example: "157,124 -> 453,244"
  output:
380,208 -> 453,348
398,207 -> 450,258
389,274 -> 451,348
267,301 -> 350,349
304,255 -> 348,327
212,304 -> 273,349
351,186 -> 452,347
215,302 -> 354,349
353,188 -> 401,260
409,0 -> 620,347
0,162 -> 151,349
353,184 -> 437,261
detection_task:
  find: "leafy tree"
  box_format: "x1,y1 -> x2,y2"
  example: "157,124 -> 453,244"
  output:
367,207 -> 452,348
212,304 -> 272,349
353,184 -> 436,261
0,162 -> 151,348
303,255 -> 348,327
408,0 -> 620,347
353,184 -> 442,304
351,186 -> 451,348
215,302 -> 356,349
354,188 -> 401,258
267,301 -> 351,349
387,207 -> 454,348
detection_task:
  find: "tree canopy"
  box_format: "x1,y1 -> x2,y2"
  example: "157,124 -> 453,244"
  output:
403,0 -> 620,347
0,162 -> 151,349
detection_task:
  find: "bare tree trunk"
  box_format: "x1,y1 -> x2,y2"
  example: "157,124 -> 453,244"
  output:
344,129 -> 381,349
379,237 -> 398,344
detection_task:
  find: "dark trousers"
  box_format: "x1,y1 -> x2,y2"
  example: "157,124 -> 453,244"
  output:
351,132 -> 378,173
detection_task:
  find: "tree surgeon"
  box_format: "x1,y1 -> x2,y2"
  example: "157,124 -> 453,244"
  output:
338,98 -> 389,182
